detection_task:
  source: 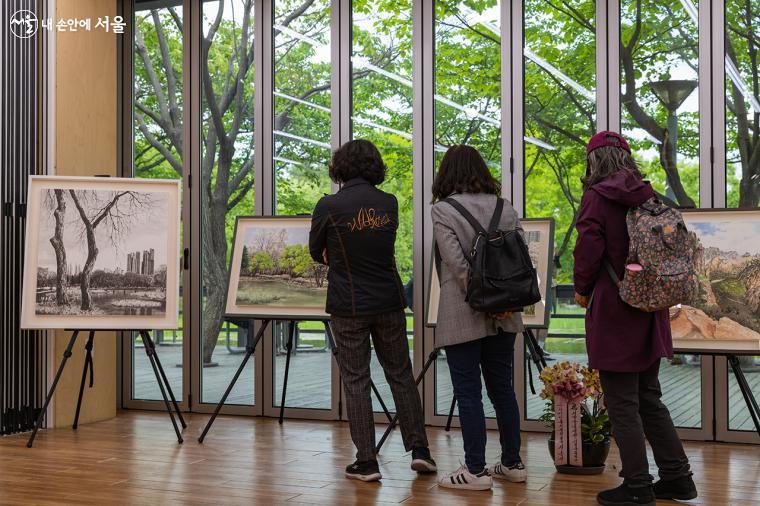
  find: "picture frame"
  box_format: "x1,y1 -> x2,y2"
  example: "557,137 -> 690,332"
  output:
672,208 -> 760,352
426,217 -> 555,329
225,216 -> 328,320
21,176 -> 181,330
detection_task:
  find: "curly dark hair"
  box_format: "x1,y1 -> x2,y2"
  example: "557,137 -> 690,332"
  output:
329,139 -> 386,185
431,145 -> 501,202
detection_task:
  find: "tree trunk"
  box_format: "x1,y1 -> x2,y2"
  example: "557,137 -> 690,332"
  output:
79,225 -> 98,312
201,193 -> 229,364
49,189 -> 69,306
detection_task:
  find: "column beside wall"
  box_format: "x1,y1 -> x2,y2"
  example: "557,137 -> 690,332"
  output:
51,0 -> 119,427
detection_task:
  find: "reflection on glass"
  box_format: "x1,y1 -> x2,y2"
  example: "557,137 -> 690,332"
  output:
725,0 -> 760,208
132,4 -> 184,400
433,0 -> 501,419
353,0 -> 414,412
271,0 -> 332,411
274,0 -> 332,215
434,1 -> 501,175
200,0 -> 256,404
524,0 -> 595,284
620,0 -> 699,208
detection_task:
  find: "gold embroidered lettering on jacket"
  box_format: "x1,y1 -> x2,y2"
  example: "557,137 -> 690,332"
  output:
347,207 -> 391,232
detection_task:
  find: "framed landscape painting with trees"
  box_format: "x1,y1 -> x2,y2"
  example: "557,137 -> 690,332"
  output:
21,176 -> 181,329
225,217 -> 328,319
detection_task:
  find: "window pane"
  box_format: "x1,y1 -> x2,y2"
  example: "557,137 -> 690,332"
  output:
274,0 -> 332,215
524,0 -> 595,284
620,0 -> 700,207
434,1 -> 501,174
200,0 -> 256,405
725,0 -> 760,432
272,0 -> 332,411
352,0 -> 413,412
433,0 -> 501,417
132,3 -> 184,401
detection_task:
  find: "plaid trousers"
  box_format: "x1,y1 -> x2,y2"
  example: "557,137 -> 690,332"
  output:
330,309 -> 428,461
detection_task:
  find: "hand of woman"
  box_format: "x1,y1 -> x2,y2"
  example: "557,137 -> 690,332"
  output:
322,248 -> 329,264
491,311 -> 513,320
575,292 -> 589,308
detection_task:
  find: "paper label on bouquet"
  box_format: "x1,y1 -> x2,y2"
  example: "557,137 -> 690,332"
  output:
568,400 -> 583,467
554,396 -> 568,466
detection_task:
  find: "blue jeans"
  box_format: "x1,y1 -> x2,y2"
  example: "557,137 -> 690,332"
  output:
445,331 -> 521,473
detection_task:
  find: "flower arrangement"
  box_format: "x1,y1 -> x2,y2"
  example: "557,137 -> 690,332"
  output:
538,361 -> 610,444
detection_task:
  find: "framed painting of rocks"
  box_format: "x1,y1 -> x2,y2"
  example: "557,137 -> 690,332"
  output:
426,218 -> 555,329
673,209 -> 760,351
225,216 -> 328,319
21,176 -> 181,330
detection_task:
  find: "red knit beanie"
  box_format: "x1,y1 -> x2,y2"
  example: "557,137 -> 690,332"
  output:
587,130 -> 631,155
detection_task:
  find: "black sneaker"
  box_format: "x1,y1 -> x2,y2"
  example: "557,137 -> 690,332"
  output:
410,447 -> 437,473
345,460 -> 382,482
597,483 -> 655,506
654,474 -> 698,500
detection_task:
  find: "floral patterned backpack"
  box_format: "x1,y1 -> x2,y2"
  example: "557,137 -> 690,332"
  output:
604,197 -> 698,312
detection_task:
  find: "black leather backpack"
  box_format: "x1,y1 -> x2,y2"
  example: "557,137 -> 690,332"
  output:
444,197 -> 541,313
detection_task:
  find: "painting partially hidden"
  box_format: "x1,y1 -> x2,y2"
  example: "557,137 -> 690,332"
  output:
21,176 -> 181,330
426,218 -> 555,329
226,217 -> 328,319
673,210 -> 760,351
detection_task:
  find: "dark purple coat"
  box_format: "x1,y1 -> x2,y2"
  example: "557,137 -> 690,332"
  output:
573,170 -> 672,372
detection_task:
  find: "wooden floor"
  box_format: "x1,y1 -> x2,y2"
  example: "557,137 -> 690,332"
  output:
1,411 -> 759,505
134,346 -> 760,430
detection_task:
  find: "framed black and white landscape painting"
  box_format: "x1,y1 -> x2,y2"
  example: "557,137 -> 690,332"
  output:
21,176 -> 181,330
225,216 -> 328,319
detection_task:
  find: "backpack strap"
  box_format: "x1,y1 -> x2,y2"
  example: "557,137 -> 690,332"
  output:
604,259 -> 621,287
487,198 -> 504,233
443,197 -> 487,235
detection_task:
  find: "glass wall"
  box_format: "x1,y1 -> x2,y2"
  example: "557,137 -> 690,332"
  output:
271,0 -> 333,412
725,0 -> 759,433
199,0 -> 256,405
124,0 -> 755,442
433,0 -> 501,417
131,1 -> 184,401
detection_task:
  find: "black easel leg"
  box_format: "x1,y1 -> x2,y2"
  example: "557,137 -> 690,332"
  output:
27,331 -> 80,448
445,396 -> 457,432
142,331 -> 186,429
141,331 -> 183,444
73,331 -> 95,430
376,349 -> 440,453
199,320 -> 270,443
279,321 -> 297,425
728,355 -> 760,436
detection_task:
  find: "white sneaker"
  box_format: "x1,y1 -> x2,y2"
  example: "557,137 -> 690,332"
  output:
438,464 -> 493,491
488,461 -> 527,482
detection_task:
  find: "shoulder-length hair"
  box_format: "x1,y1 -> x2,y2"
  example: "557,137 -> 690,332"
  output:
329,139 -> 386,185
431,145 -> 501,202
582,141 -> 644,191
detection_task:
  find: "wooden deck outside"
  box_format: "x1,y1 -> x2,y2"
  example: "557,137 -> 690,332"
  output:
134,343 -> 760,431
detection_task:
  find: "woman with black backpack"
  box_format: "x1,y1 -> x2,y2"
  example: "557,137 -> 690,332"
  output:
573,131 -> 696,506
431,145 -> 528,490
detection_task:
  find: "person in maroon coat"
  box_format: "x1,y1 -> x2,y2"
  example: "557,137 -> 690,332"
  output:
573,132 -> 697,506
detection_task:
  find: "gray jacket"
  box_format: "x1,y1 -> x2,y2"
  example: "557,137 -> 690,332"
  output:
432,193 -> 525,348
